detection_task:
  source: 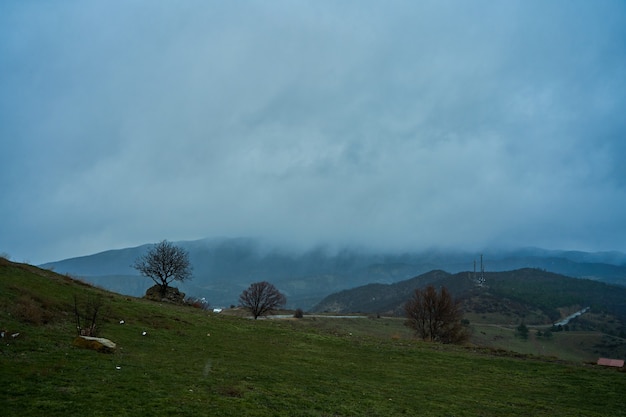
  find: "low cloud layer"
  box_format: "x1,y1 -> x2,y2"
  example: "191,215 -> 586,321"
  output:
1,1 -> 625,263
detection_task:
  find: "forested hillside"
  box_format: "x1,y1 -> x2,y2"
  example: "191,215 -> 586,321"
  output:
313,268 -> 626,326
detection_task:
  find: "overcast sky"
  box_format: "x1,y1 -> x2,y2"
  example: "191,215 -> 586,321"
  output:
1,1 -> 626,264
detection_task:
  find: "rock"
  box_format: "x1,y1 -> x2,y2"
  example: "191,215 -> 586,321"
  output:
73,336 -> 117,353
144,285 -> 185,304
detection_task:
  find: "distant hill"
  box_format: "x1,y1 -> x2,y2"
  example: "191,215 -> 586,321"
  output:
313,268 -> 626,325
40,237 -> 626,310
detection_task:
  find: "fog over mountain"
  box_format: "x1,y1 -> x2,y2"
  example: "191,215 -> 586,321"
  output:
41,237 -> 626,310
1,1 -> 626,265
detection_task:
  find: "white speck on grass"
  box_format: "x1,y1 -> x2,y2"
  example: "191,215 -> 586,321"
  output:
203,360 -> 212,377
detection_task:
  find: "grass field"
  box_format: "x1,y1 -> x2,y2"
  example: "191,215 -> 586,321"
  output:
1,259 -> 625,416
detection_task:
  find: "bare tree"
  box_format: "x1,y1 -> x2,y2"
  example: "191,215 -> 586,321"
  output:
239,281 -> 286,319
73,294 -> 106,337
404,285 -> 468,344
133,240 -> 192,297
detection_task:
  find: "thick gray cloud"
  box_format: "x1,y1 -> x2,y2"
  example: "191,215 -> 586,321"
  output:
1,0 -> 625,263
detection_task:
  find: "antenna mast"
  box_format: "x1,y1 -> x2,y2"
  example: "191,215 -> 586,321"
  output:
474,254 -> 485,287
480,254 -> 485,286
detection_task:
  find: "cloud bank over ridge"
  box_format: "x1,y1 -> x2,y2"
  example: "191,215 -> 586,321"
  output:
1,1 -> 625,263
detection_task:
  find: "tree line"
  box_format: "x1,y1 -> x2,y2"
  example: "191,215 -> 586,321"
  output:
134,240 -> 468,343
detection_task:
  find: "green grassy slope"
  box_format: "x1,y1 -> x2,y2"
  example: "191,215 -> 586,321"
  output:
1,258 -> 625,416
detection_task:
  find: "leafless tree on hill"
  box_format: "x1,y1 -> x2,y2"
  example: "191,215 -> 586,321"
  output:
404,285 -> 468,344
133,240 -> 193,297
239,281 -> 286,319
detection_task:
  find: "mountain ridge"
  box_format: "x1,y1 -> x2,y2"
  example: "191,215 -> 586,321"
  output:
312,267 -> 626,322
40,237 -> 626,309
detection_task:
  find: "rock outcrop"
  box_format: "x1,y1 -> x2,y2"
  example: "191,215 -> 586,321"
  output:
144,285 -> 185,304
73,336 -> 116,353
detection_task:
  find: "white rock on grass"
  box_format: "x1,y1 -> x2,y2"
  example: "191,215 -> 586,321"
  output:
73,336 -> 116,353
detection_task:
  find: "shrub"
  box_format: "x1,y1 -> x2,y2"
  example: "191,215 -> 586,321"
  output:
516,323 -> 529,339
185,296 -> 210,310
73,294 -> 107,337
404,285 -> 469,344
294,308 -> 304,319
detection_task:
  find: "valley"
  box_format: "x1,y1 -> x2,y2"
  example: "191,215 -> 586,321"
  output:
1,257 -> 625,416
34,239 -> 626,362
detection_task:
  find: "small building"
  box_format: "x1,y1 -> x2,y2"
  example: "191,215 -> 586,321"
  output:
596,358 -> 624,368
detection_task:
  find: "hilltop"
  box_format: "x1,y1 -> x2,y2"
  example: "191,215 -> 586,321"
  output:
314,268 -> 626,320
2,257 -> 626,416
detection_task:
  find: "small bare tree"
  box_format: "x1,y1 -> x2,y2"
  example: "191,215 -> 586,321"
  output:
133,240 -> 193,297
73,294 -> 106,337
239,281 -> 286,319
404,285 -> 468,344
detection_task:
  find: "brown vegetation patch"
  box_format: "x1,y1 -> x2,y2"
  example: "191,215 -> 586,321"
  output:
12,295 -> 54,325
217,382 -> 253,398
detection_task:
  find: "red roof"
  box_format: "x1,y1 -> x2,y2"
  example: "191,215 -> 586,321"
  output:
597,358 -> 624,367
